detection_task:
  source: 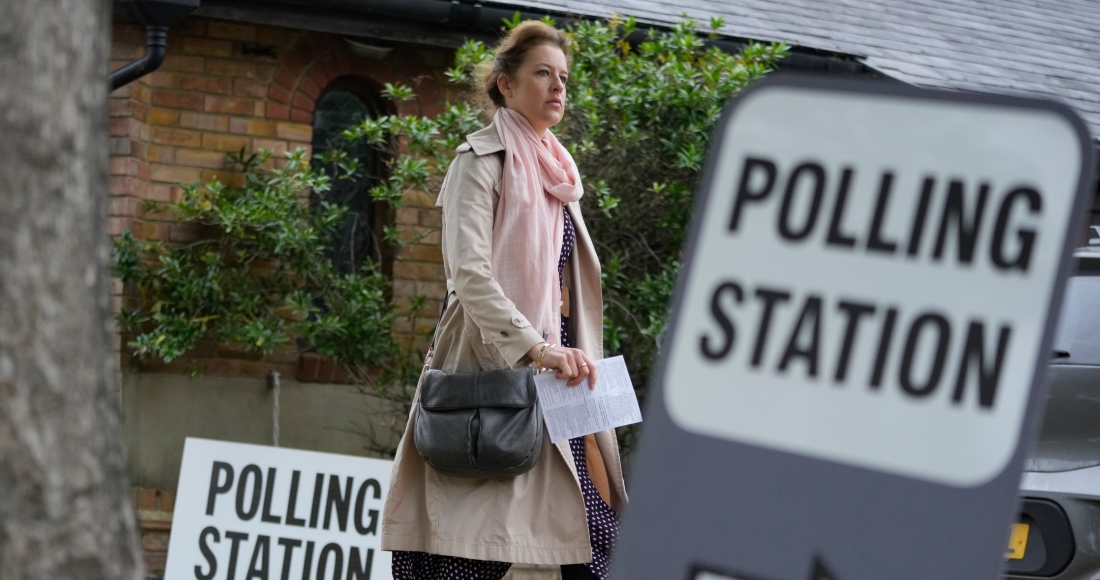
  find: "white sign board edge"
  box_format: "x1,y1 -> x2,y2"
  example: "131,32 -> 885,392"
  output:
164,437 -> 394,580
659,74 -> 1094,488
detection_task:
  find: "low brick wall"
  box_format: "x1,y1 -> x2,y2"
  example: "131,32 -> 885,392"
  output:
133,487 -> 175,576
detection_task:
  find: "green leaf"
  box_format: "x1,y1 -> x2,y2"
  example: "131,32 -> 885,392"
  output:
381,82 -> 416,102
502,11 -> 522,30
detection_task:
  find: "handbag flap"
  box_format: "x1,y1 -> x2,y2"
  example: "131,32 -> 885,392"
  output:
420,368 -> 537,410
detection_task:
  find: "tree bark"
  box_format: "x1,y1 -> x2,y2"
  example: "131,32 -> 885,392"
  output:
0,2 -> 144,578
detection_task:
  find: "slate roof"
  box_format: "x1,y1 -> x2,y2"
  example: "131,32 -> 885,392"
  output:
493,0 -> 1100,137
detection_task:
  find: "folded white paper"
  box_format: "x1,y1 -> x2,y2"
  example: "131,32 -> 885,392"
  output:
534,355 -> 643,443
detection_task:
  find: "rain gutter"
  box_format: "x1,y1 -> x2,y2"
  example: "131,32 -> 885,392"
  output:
110,0 -> 201,90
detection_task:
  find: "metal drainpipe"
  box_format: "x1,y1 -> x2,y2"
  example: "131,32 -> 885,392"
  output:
268,370 -> 281,447
109,24 -> 169,91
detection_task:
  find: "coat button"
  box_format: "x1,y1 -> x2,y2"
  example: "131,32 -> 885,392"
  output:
511,317 -> 524,327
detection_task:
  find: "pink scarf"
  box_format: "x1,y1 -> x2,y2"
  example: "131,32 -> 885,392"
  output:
489,106 -> 583,346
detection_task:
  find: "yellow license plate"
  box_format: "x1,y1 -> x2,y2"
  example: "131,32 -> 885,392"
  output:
1006,523 -> 1030,560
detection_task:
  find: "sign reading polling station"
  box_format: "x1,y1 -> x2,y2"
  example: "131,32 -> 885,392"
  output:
164,438 -> 393,580
612,76 -> 1094,580
663,80 -> 1085,487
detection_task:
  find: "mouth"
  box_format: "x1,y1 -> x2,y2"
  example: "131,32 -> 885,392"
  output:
547,99 -> 562,106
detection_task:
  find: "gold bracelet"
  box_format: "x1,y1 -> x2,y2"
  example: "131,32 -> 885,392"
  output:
536,343 -> 555,371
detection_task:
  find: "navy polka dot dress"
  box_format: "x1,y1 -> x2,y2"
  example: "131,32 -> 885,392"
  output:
392,208 -> 618,580
559,208 -> 619,579
391,553 -> 512,579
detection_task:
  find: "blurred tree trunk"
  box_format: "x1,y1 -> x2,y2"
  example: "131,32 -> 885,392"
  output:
0,1 -> 144,578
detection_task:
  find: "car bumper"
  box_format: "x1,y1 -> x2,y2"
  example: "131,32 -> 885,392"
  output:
1006,465 -> 1100,579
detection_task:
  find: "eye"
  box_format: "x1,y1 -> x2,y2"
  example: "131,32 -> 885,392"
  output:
560,75 -> 568,83
537,69 -> 550,76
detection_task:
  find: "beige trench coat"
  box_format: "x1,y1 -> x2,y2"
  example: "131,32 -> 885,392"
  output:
381,123 -> 628,565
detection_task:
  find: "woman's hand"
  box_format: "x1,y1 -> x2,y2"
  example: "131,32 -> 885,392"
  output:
527,343 -> 597,389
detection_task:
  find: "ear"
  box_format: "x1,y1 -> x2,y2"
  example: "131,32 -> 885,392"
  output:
496,74 -> 512,100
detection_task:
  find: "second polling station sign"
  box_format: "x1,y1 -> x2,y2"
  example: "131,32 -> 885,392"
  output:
612,76 -> 1094,580
164,438 -> 393,580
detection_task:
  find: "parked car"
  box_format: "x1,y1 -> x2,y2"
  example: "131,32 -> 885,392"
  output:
1005,239 -> 1100,579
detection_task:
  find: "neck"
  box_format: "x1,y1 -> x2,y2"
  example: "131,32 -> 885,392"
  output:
527,121 -> 549,138
502,106 -> 548,137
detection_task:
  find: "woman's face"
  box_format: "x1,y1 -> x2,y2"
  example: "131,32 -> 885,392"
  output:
498,43 -> 568,136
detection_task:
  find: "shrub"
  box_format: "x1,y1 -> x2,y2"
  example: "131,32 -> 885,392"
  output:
113,149 -> 414,384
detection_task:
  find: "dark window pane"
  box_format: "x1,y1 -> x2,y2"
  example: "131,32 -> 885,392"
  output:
1052,271 -> 1100,365
311,88 -> 382,273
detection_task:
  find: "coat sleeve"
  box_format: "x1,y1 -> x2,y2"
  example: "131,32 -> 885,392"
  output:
441,149 -> 546,366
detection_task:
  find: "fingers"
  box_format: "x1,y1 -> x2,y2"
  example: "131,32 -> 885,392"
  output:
565,353 -> 588,387
551,348 -> 576,382
551,347 -> 595,388
582,352 -> 597,389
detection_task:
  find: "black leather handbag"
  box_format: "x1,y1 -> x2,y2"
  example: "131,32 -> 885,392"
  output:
414,366 -> 544,479
412,291 -> 544,479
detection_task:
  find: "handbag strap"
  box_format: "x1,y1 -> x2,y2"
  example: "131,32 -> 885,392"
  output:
423,289 -> 452,366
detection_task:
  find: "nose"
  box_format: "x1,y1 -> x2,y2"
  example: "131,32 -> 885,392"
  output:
552,76 -> 564,92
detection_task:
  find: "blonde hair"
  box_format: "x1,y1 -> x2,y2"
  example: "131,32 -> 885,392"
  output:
477,21 -> 572,109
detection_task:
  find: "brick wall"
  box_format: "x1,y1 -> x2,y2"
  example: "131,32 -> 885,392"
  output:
109,16 -> 450,379
132,487 -> 175,576
391,190 -> 448,349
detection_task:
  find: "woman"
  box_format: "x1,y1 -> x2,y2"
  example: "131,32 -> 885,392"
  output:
381,20 -> 627,580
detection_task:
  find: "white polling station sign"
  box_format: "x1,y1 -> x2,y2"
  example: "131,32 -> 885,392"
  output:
165,438 -> 393,580
612,76 -> 1094,580
662,81 -> 1083,487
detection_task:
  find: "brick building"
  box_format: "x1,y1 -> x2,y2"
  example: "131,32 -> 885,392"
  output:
108,13 -> 451,358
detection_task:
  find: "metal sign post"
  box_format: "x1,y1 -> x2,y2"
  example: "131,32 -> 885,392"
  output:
612,76 -> 1093,580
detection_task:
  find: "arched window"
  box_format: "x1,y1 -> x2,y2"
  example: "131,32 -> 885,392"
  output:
311,78 -> 391,275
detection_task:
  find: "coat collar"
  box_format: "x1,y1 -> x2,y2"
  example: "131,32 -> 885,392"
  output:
465,121 -> 505,156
